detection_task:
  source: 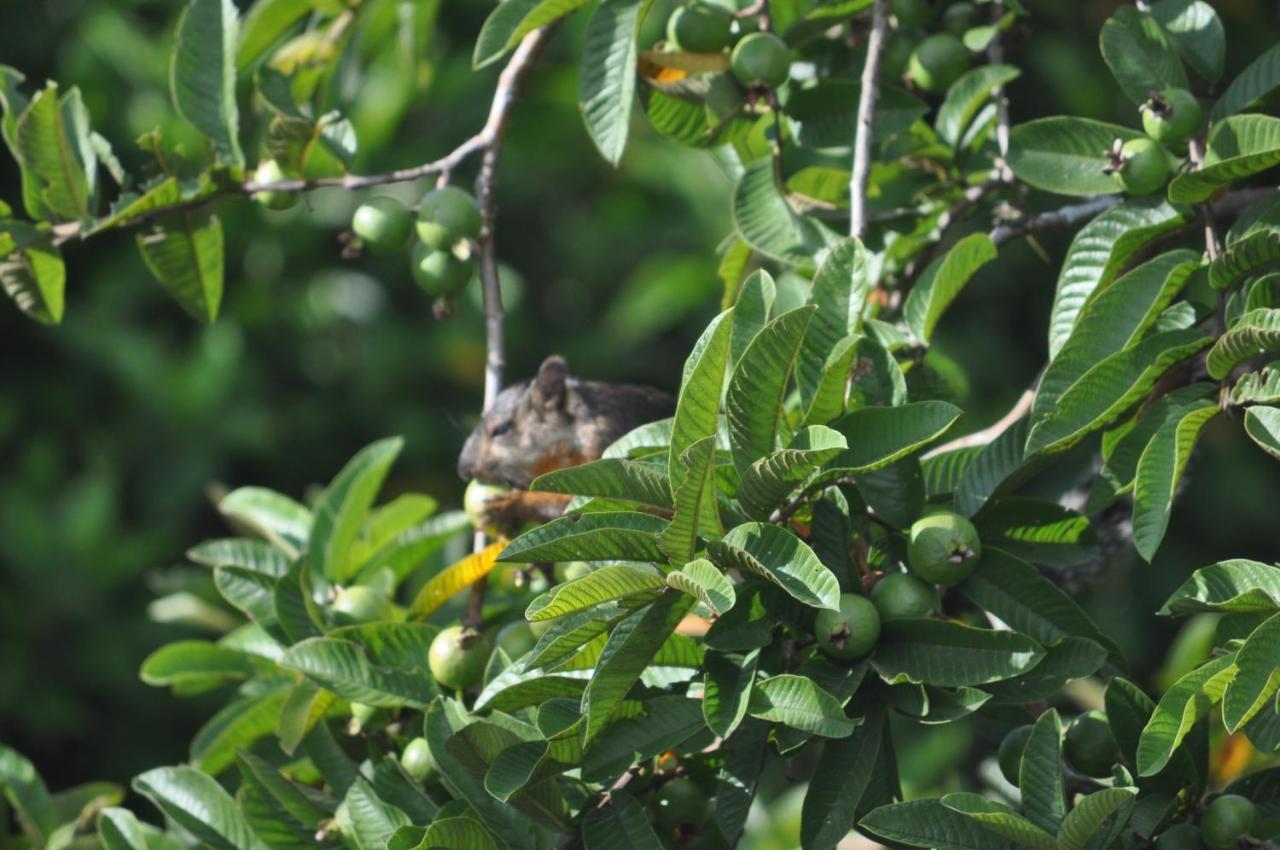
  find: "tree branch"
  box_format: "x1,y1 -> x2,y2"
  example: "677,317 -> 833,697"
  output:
849,0 -> 889,241
989,195 -> 1121,246
987,0 -> 1012,169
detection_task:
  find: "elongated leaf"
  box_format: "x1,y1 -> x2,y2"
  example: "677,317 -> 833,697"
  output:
1208,308 -> 1280,379
276,681 -> 337,755
732,159 -> 835,262
936,65 -> 1020,146
526,564 -> 665,621
1019,709 -> 1066,833
218,487 -> 311,556
711,523 -> 839,610
582,790 -> 663,850
172,0 -> 243,165
409,541 -> 504,619
1150,0 -> 1224,82
345,778 -> 410,850
1210,228 -> 1280,290
726,306 -> 814,477
1230,363 -> 1280,405
0,745 -> 57,844
1099,7 -> 1188,104
872,619 -> 1044,687
982,637 -> 1108,705
973,499 -> 1098,568
191,685 -> 290,775
703,650 -> 758,738
1160,559 -> 1280,614
954,417 -> 1033,517
140,640 -> 254,689
1026,328 -> 1211,454
13,83 -> 93,222
800,699 -> 887,850
1132,401 -> 1220,561
730,270 -> 774,366
580,0 -> 643,165
533,458 -> 672,508
1007,117 -> 1144,196
1137,651 -> 1238,775
1046,198 -> 1186,358
97,807 -> 157,850
500,511 -> 667,563
658,437 -> 722,563
581,695 -> 707,782
280,638 -> 434,708
0,219 -> 64,324
1169,115 -> 1280,203
860,799 -> 1026,850
801,336 -> 860,428
1059,788 -> 1137,850
797,239 -> 868,409
666,558 -> 735,615
1222,612 -> 1280,731
904,234 -> 997,343
825,401 -> 962,475
1212,42 -> 1280,121
236,0 -> 313,71
747,674 -> 857,738
670,309 -> 733,495
136,209 -> 224,322
1244,405 -> 1280,460
738,426 -> 846,519
309,437 -> 403,583
939,794 -> 1057,850
1105,677 -> 1200,791
134,766 -> 267,850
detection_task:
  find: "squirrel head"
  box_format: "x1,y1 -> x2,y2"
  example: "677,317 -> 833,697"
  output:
457,355 -> 584,488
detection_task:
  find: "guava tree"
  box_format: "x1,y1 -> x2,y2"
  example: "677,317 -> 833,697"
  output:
3,0 -> 1280,849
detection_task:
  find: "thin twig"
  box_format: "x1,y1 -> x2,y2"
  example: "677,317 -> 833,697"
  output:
849,0 -> 889,241
989,195 -> 1121,246
924,389 -> 1034,457
987,0 -> 1012,172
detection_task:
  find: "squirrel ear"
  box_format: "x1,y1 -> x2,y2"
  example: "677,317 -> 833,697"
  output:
532,355 -> 568,409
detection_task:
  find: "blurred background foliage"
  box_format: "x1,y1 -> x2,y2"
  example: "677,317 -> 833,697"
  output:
2,0 -> 1280,842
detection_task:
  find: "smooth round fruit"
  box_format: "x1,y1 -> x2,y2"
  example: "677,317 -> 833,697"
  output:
411,243 -> 474,297
1155,824 -> 1207,850
997,725 -> 1033,785
400,737 -> 436,782
464,479 -> 512,528
814,593 -> 881,660
730,32 -> 791,88
907,511 -> 982,585
1142,87 -> 1203,145
253,160 -> 299,211
1064,710 -> 1119,778
331,586 -> 392,625
428,625 -> 493,690
1111,137 -> 1169,196
1200,795 -> 1257,850
654,777 -> 711,834
882,30 -> 918,79
496,621 -> 538,659
416,186 -> 483,249
352,197 -> 413,254
942,2 -> 977,35
667,1 -> 734,52
891,0 -> 936,27
870,572 -> 938,620
907,33 -> 970,94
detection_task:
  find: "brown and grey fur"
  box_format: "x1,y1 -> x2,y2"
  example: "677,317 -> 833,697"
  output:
457,355 -> 673,527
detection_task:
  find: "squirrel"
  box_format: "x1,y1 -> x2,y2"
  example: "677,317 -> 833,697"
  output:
457,355 -> 674,530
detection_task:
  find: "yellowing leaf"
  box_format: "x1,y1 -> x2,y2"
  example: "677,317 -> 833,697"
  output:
409,541 -> 505,619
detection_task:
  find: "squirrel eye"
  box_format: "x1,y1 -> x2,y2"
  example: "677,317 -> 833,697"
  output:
490,419 -> 514,437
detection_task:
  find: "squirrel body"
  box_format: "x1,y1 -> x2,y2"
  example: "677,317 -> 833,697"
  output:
457,355 -> 673,528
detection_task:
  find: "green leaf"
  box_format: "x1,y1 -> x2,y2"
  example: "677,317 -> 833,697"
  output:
1007,117 -> 1145,196
658,437 -> 722,563
670,309 -> 733,496
1137,651 -> 1238,775
1222,612 -> 1280,731
236,0 -> 313,72
189,538 -> 289,575
981,637 -> 1108,705
972,499 -> 1099,569
1169,115 -> 1280,203
715,721 -> 769,843
666,558 -> 736,615
582,790 -> 664,850
1105,677 -> 1200,791
214,566 -> 280,630
98,807 -> 164,850
476,0 -> 590,69
710,523 -> 840,610
1210,227 -> 1280,290
903,234 -> 997,343
797,239 -> 868,410
579,0 -> 644,165
276,681 -> 337,755
134,766 -> 268,850
1099,7 -> 1188,104
732,159 -> 835,262
1058,788 -> 1138,850
500,511 -> 668,563
1026,328 -> 1211,454
0,745 -> 57,845
1159,559 -> 1280,614
392,817 -> 497,850
730,270 -> 774,367
267,112 -> 356,179
935,65 -> 1021,146
703,650 -> 758,738
1019,709 -> 1066,833
737,426 -> 847,519
1132,401 -> 1220,561
526,564 -> 665,621
800,699 -> 887,850
726,306 -> 814,477
139,640 -> 254,690
861,799 -> 1026,850
136,210 -> 224,323
0,219 -> 64,324
172,0 -> 244,165
824,401 -> 962,475
1211,42 -> 1280,121
1035,249 -> 1201,421
939,794 -> 1058,850
954,417 -> 1033,517
800,336 -> 860,428
1244,405 -> 1280,460
191,684 -> 291,775
1230,363 -> 1280,405
533,458 -> 672,508
580,695 -> 707,782
872,619 -> 1045,687
13,83 -> 94,222
1208,308 -> 1280,380
1150,0 -> 1224,81
583,593 -> 693,741
309,436 -> 403,584
1045,198 -> 1186,358
280,637 -> 434,708
747,674 -> 858,738
345,778 -> 410,850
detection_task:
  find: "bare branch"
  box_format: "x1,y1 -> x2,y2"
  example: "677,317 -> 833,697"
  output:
924,389 -> 1034,457
989,195 -> 1121,245
849,0 -> 889,241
